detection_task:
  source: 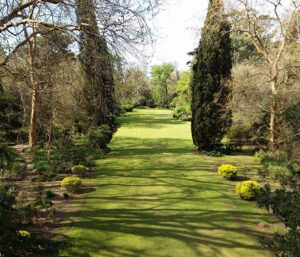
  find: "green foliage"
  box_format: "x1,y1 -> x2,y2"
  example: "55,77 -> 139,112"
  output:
218,164 -> 237,180
0,183 -> 58,256
231,32 -> 260,63
29,183 -> 44,193
115,66 -> 152,109
226,125 -> 251,147
71,165 -> 88,176
33,161 -> 47,174
256,162 -> 300,257
191,0 -> 233,151
0,92 -> 23,142
203,150 -> 224,157
255,150 -> 287,168
0,146 -> 25,180
270,165 -> 290,181
236,180 -> 260,200
173,105 -> 192,121
123,105 -> 134,112
151,63 -> 175,107
77,0 -> 115,128
34,196 -> 54,209
263,230 -> 300,257
46,190 -> 55,199
87,124 -> 114,149
175,71 -> 191,103
284,102 -> 300,140
31,173 -> 63,183
173,70 -> 192,118
61,176 -> 82,193
51,135 -> 88,170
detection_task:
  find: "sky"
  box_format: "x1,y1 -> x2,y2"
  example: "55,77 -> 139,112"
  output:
149,0 -> 209,71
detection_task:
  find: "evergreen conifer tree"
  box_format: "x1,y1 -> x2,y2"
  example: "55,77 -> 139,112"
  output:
191,0 -> 233,150
77,0 -> 115,128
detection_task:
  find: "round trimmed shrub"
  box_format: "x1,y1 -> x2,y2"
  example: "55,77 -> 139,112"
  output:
71,165 -> 88,176
236,180 -> 260,200
61,176 -> 82,193
218,164 -> 237,180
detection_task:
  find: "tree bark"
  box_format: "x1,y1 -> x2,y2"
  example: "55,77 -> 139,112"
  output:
77,0 -> 115,128
28,35 -> 38,148
269,94 -> 276,150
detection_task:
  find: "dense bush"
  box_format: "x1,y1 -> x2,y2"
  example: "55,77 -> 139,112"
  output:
46,190 -> 55,199
33,161 -> 47,174
61,176 -> 82,193
0,93 -> 23,142
122,105 -> 134,112
255,150 -> 287,168
87,125 -> 114,149
284,103 -> 300,140
236,180 -> 260,200
71,165 -> 88,177
0,183 -> 59,256
0,146 -> 25,180
173,105 -> 192,121
218,164 -> 237,180
51,136 -> 88,171
248,113 -> 270,147
226,125 -> 251,147
204,150 -> 224,157
256,162 -> 300,257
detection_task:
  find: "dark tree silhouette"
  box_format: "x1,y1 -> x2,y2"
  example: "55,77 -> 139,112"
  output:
191,0 -> 233,150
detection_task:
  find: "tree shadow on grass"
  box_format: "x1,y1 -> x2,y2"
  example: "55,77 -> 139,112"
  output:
77,187 -> 96,194
53,110 -> 279,257
56,205 -> 276,257
54,170 -> 281,257
231,176 -> 251,182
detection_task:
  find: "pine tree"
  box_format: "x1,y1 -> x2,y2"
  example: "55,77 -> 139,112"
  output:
191,0 -> 233,150
76,0 -> 115,128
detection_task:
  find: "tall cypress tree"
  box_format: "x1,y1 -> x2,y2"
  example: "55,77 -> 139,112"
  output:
191,0 -> 233,150
76,0 -> 115,128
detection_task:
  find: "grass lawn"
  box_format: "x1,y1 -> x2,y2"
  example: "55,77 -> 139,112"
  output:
61,109 -> 282,257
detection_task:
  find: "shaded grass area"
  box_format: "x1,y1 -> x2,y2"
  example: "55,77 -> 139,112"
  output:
61,109 -> 282,257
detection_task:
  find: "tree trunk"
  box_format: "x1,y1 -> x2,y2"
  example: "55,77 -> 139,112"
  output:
165,84 -> 168,107
29,88 -> 38,147
77,0 -> 115,128
269,79 -> 277,150
28,35 -> 38,148
0,81 -> 4,93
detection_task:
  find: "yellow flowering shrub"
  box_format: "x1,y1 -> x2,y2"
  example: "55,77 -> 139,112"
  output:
61,176 -> 82,193
18,230 -> 30,238
218,164 -> 237,180
236,180 -> 260,200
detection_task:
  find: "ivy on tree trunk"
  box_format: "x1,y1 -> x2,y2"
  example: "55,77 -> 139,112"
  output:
77,0 -> 115,128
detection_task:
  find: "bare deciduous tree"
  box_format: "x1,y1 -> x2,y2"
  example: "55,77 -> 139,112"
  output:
0,0 -> 158,147
229,0 -> 300,149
